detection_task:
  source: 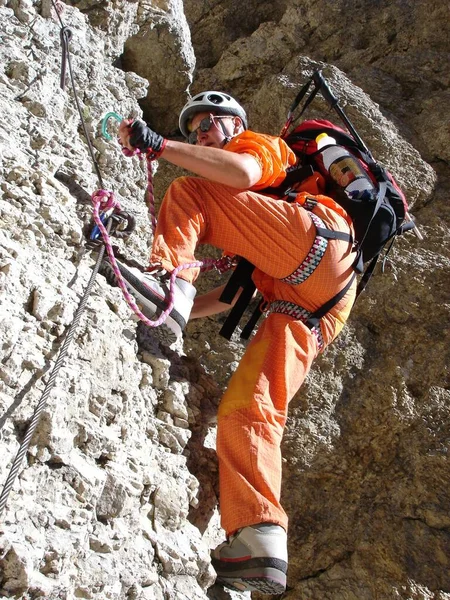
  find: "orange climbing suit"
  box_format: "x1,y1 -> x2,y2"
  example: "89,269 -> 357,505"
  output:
150,131 -> 356,535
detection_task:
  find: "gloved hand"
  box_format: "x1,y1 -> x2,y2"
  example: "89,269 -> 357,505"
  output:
129,120 -> 166,155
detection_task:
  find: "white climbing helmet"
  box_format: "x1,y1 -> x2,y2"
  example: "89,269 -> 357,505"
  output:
179,91 -> 248,138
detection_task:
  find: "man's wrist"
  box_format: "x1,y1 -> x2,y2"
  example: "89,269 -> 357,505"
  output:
147,137 -> 167,159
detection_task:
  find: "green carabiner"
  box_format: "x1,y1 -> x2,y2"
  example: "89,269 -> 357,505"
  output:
101,112 -> 124,141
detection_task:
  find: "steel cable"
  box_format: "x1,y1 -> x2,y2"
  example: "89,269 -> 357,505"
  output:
0,0 -> 234,518
0,244 -> 108,517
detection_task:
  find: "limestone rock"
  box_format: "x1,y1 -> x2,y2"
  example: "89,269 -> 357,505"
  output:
121,0 -> 196,133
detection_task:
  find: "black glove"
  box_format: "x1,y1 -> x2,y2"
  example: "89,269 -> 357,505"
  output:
129,120 -> 166,153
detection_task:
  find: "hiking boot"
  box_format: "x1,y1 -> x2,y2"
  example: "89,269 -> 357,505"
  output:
99,258 -> 196,344
211,523 -> 288,594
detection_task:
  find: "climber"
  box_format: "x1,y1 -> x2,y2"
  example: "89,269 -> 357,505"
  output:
107,91 -> 356,594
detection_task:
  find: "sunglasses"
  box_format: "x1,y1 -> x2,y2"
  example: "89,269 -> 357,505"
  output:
188,114 -> 230,145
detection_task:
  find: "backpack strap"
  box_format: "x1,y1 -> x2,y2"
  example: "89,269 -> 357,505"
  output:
356,212 -> 412,296
260,164 -> 315,197
356,253 -> 379,296
218,258 -> 256,340
351,179 -> 387,275
241,300 -> 265,340
305,271 -> 357,330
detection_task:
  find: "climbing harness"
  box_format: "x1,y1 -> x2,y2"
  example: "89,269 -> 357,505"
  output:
218,201 -> 353,341
281,211 -> 338,285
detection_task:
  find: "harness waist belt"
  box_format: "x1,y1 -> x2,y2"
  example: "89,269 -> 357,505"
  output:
219,198 -> 353,341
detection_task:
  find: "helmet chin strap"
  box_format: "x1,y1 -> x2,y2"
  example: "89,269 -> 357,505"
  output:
218,118 -> 233,145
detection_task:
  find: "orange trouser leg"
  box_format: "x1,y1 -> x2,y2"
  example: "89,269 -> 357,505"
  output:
217,312 -> 317,535
150,176 -> 319,284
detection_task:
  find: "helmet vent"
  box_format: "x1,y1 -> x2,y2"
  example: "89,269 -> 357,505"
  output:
207,93 -> 228,105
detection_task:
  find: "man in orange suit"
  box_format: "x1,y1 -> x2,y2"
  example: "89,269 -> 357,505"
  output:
109,91 -> 356,594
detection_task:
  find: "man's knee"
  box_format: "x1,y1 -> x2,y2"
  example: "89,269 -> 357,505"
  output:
168,175 -> 203,194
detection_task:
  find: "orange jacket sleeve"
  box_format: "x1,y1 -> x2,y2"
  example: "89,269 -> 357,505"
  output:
224,131 -> 297,191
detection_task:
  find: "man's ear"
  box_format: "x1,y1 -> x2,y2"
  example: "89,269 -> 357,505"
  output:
233,116 -> 244,133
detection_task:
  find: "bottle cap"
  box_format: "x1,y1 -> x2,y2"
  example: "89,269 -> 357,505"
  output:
316,132 -> 336,148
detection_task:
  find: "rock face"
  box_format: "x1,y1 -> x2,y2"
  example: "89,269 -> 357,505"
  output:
0,1 -> 449,600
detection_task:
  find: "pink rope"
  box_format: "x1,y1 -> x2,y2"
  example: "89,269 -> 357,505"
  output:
121,145 -> 158,231
91,152 -> 234,329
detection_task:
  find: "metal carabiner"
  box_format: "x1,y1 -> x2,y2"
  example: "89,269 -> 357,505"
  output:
101,112 -> 124,141
88,208 -> 115,241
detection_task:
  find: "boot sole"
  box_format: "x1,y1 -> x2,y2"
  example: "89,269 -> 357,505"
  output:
216,573 -> 286,595
212,557 -> 287,594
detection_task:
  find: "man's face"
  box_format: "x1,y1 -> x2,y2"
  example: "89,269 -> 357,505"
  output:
188,111 -> 235,148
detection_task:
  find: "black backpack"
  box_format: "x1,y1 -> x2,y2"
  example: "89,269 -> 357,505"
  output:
218,71 -> 417,340
269,117 -> 412,278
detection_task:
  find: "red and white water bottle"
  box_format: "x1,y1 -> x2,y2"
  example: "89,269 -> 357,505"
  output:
316,133 -> 376,199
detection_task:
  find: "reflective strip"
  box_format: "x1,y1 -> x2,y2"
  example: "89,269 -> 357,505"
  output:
281,211 -> 328,285
269,300 -> 324,350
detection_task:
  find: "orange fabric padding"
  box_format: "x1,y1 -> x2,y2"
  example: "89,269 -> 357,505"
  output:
224,131 -> 297,191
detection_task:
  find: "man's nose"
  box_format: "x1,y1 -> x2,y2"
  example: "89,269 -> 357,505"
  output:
197,130 -> 208,145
